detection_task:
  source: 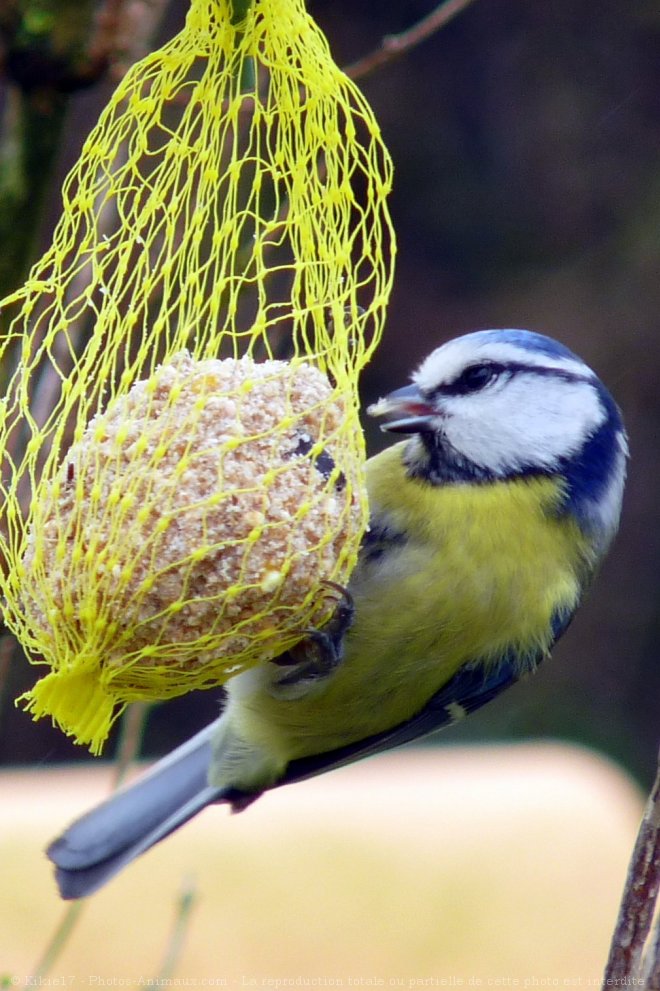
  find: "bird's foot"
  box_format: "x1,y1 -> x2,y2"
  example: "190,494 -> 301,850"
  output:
270,581 -> 354,697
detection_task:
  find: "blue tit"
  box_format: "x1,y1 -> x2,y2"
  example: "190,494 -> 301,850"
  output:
47,328 -> 628,899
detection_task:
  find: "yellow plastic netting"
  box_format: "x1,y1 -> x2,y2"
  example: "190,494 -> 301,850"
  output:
0,0 -> 395,752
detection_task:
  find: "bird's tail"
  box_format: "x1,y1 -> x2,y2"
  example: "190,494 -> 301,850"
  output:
48,656 -> 527,899
47,720 -> 225,900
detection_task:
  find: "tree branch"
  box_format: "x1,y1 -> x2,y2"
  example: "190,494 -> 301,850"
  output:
604,748 -> 660,984
345,0 -> 479,82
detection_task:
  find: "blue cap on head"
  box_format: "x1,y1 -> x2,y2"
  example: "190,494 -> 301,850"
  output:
468,328 -> 587,367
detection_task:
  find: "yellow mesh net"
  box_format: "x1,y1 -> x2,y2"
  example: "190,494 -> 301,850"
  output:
0,0 -> 395,752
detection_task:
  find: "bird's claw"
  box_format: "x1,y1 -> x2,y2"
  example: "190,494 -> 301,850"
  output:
271,581 -> 354,695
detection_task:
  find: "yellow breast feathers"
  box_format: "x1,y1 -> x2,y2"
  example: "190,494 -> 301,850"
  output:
355,441 -> 595,673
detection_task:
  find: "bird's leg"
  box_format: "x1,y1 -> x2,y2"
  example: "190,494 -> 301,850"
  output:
271,581 -> 354,694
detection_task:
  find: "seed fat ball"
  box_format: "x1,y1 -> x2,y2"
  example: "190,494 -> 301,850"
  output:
21,351 -> 360,683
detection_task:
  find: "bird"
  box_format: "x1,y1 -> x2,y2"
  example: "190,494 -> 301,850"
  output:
47,328 -> 628,899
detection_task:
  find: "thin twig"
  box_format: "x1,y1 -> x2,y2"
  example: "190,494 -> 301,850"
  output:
30,901 -> 85,980
151,876 -> 198,982
113,701 -> 151,788
28,704 -> 152,980
345,0 -> 479,82
604,748 -> 660,984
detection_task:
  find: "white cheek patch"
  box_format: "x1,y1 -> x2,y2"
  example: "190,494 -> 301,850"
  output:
441,375 -> 606,474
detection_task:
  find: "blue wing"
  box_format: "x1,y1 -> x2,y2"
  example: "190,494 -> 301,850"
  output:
226,604 -> 577,799
266,604 -> 576,791
260,655 -> 526,791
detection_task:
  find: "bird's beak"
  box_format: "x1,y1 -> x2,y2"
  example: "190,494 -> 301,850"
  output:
367,384 -> 437,433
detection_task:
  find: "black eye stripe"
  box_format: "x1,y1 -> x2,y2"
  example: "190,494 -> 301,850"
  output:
426,361 -> 592,399
453,363 -> 498,393
431,362 -> 503,397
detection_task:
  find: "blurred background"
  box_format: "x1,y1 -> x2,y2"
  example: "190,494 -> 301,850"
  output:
0,0 -> 657,784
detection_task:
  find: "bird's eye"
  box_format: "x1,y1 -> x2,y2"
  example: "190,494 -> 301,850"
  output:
450,363 -> 498,394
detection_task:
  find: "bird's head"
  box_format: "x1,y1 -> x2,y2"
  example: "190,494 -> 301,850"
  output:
369,329 -> 628,544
